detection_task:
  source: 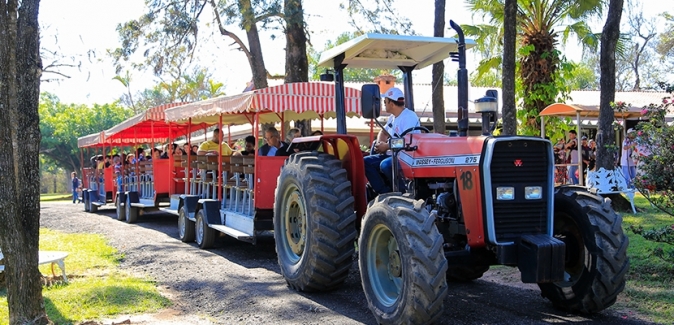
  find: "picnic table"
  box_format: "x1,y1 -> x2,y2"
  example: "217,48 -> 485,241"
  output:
0,250 -> 69,283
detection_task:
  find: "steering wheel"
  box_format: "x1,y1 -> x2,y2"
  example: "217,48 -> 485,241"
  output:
398,126 -> 430,137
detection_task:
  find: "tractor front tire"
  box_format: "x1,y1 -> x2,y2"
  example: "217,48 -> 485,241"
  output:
178,205 -> 195,243
195,210 -> 216,249
116,196 -> 126,221
539,186 -> 629,313
359,194 -> 448,325
274,152 -> 356,292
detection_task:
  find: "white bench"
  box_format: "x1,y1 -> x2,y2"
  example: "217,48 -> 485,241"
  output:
0,250 -> 69,283
586,167 -> 636,214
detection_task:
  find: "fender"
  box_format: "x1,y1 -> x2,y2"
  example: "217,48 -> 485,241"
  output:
126,191 -> 140,205
179,195 -> 199,215
200,199 -> 221,226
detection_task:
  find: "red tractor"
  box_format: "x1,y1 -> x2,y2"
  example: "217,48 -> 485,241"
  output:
273,21 -> 628,324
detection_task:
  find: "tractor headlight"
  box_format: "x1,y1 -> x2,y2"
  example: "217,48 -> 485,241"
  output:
525,186 -> 542,200
390,138 -> 405,150
496,187 -> 515,200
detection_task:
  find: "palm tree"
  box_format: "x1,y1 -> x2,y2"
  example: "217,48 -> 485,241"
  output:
465,0 -> 603,116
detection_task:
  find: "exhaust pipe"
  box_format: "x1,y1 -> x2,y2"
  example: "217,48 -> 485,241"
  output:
450,20 -> 469,137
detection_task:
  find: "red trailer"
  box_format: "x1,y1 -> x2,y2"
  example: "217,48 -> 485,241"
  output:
161,82 -> 364,247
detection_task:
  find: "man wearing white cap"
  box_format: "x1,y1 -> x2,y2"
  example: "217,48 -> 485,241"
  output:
364,87 -> 421,194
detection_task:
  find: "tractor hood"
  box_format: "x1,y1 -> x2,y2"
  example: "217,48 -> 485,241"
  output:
397,133 -> 487,178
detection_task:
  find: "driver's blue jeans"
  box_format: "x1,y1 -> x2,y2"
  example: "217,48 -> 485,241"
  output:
364,154 -> 394,194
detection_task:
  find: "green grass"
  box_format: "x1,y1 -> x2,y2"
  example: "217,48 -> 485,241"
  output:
40,193 -> 72,202
617,194 -> 674,324
0,229 -> 170,324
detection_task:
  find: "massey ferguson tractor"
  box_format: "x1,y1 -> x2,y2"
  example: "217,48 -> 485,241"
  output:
273,20 -> 629,324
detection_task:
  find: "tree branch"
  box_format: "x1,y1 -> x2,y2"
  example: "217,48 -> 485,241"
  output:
209,0 -> 253,62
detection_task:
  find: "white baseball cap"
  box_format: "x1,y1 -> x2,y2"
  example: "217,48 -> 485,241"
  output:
383,87 -> 404,102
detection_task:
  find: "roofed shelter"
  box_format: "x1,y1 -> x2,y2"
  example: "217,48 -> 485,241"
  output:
539,103 -> 645,186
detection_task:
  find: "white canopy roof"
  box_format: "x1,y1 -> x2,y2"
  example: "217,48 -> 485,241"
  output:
318,34 -> 476,70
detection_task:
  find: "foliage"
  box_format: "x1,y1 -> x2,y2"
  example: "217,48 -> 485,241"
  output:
634,94 -> 674,215
516,50 -> 574,136
308,32 -> 400,82
655,12 -> 674,59
620,196 -> 674,324
340,0 -> 413,35
39,93 -> 133,172
465,0 -> 604,133
0,229 -> 170,324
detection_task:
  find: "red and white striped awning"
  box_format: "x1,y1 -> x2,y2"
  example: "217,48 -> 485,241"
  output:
164,82 -> 362,125
77,132 -> 105,148
104,102 -> 191,145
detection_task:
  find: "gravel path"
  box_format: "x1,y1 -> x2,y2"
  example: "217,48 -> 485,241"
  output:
40,201 -> 657,325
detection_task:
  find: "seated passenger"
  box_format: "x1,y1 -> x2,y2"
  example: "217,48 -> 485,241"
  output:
198,128 -> 233,156
233,135 -> 257,156
259,127 -> 289,156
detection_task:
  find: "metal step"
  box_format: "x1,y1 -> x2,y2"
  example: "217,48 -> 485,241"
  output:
209,224 -> 254,242
222,210 -> 254,235
159,208 -> 179,216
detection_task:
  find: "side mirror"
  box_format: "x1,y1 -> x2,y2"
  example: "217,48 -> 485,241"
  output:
361,84 -> 381,119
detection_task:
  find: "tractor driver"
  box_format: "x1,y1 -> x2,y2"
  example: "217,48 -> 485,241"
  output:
364,87 -> 420,194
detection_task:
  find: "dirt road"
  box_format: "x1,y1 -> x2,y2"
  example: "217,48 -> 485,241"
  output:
40,201 -> 655,325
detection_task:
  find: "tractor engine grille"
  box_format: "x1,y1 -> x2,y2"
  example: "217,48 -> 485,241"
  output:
488,139 -> 551,243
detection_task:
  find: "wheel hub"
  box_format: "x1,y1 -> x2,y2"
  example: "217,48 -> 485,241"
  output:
284,190 -> 307,257
388,239 -> 402,278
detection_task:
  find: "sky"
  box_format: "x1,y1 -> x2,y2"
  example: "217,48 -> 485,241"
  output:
39,0 -> 665,106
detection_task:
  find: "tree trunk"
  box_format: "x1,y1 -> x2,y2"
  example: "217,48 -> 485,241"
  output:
431,0 -> 446,135
501,0 -> 517,135
238,0 -> 268,90
283,0 -> 311,135
596,0 -> 624,171
0,0 -> 50,324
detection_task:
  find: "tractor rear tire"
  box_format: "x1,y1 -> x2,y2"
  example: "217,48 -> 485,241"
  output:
359,194 -> 448,325
125,195 -> 138,224
116,196 -> 126,221
274,151 -> 356,292
539,186 -> 629,313
195,210 -> 216,249
178,205 -> 195,243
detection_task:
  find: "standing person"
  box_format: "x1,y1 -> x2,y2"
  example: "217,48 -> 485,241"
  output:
198,128 -> 233,156
71,172 -> 80,204
588,139 -> 597,171
363,87 -> 420,194
565,130 -> 579,184
580,136 -> 591,181
621,129 -> 637,188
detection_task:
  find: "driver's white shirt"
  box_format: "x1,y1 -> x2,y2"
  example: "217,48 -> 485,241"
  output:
385,108 -> 420,138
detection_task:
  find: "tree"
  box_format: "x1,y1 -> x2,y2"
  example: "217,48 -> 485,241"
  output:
0,0 -> 51,323
501,0 -> 517,135
465,0 -> 604,131
596,0 -> 624,172
39,93 -> 133,173
109,0 -> 281,94
655,12 -> 674,60
113,70 -> 137,113
342,0 -> 413,35
283,0 -> 311,135
432,0 -> 446,134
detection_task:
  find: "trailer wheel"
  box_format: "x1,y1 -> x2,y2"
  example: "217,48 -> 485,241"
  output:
359,194 -> 448,325
539,186 -> 629,313
178,205 -> 195,243
125,195 -> 138,224
116,196 -> 126,221
89,191 -> 98,213
274,152 -> 356,292
195,210 -> 215,249
83,190 -> 90,212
